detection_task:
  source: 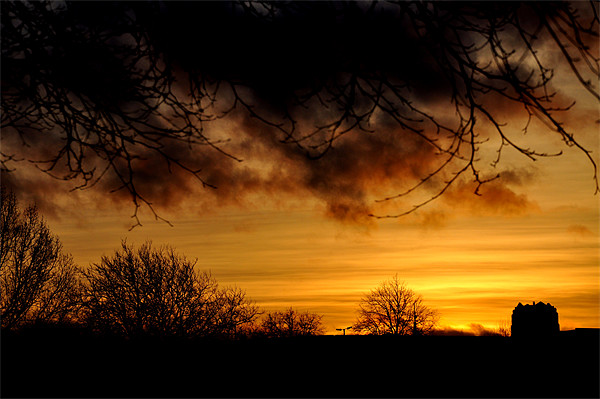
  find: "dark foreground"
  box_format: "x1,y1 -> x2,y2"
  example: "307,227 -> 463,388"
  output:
2,328 -> 599,398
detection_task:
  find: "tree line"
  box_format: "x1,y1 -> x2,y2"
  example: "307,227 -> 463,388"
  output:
1,188 -> 438,338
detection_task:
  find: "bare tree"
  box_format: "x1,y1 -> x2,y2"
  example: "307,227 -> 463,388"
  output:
259,307 -> 325,338
82,241 -> 258,338
497,318 -> 511,337
353,275 -> 438,335
1,1 -> 236,228
0,189 -> 81,329
2,1 -> 598,224
201,284 -> 262,338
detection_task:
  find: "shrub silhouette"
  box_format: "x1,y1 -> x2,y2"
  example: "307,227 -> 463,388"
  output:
259,307 -> 325,337
0,189 -> 81,329
82,241 -> 258,338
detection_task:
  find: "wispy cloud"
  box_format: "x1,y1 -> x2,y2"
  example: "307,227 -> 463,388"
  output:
567,224 -> 596,237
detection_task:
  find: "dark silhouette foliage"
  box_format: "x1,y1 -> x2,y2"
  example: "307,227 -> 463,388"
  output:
258,307 -> 325,337
2,1 -> 598,224
0,189 -> 81,329
3,332 -> 599,397
82,241 -> 259,338
353,275 -> 438,335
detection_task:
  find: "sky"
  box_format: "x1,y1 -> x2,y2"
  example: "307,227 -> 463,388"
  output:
44,138 -> 599,334
2,1 -> 599,334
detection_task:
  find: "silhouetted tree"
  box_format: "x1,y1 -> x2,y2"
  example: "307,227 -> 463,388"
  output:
259,307 -> 325,337
0,189 -> 81,329
82,241 -> 258,338
353,275 -> 438,335
2,1 -> 598,224
204,283 -> 262,338
497,318 -> 511,337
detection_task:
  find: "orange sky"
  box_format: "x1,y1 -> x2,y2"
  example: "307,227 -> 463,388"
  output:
11,56 -> 591,334
4,2 -> 599,335
45,137 -> 599,334
3,72 -> 594,334
33,53 -> 598,334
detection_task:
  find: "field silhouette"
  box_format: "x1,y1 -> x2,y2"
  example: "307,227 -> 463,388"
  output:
3,326 -> 598,398
1,193 -> 598,397
2,2 -> 599,397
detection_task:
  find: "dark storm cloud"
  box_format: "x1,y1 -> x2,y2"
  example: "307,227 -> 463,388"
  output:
4,1 -> 592,224
0,170 -> 66,219
140,1 -> 449,106
497,167 -> 538,187
2,109 -> 446,224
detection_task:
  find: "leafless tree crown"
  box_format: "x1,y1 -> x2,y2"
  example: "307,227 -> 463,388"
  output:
82,241 -> 259,337
259,307 -> 325,337
354,275 -> 438,335
0,189 -> 81,329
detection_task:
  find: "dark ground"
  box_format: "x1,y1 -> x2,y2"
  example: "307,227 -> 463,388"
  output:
2,327 -> 598,398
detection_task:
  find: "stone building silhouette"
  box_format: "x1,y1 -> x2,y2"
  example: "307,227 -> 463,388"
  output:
511,301 -> 559,337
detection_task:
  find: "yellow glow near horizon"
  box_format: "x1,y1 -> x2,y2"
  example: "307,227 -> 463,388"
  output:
49,192 -> 599,334
29,55 -> 600,336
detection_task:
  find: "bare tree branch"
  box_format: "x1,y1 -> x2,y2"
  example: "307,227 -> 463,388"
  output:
2,1 -> 597,224
0,189 -> 81,329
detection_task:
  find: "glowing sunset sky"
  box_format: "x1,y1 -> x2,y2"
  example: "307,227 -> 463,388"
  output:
45,143 -> 599,334
2,1 -> 598,334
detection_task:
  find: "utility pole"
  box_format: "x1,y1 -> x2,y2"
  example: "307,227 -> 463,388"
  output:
336,326 -> 352,335
413,302 -> 418,336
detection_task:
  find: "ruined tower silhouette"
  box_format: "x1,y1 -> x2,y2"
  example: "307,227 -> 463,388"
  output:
511,301 -> 559,337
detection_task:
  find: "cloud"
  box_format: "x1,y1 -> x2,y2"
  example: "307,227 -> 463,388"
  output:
468,323 -> 501,336
0,170 -> 69,220
441,179 -> 540,217
3,1 -> 589,226
413,209 -> 449,230
1,116 -> 540,226
498,167 -> 538,187
431,324 -> 501,336
566,224 -> 595,237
